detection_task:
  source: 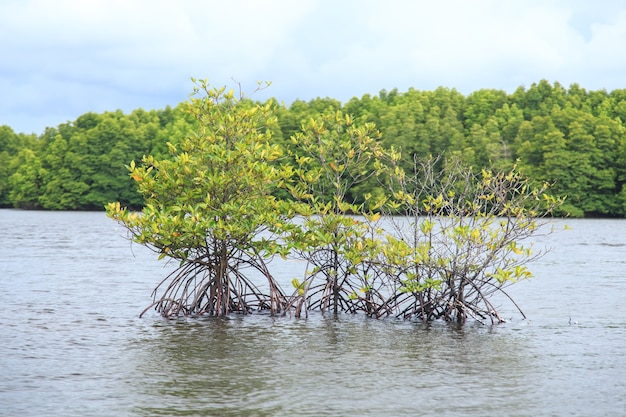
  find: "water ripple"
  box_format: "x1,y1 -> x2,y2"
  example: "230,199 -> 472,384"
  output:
1,212 -> 625,416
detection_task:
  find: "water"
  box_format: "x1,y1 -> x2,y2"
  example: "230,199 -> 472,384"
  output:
0,210 -> 624,416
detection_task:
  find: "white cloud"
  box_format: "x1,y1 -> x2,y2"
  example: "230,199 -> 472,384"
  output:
1,0 -> 626,134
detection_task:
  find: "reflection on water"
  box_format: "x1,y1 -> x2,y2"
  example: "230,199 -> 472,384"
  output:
1,211 -> 625,416
127,315 -> 537,417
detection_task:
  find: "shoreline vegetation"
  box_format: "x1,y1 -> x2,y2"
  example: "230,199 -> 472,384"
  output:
106,80 -> 564,323
1,79 -> 625,218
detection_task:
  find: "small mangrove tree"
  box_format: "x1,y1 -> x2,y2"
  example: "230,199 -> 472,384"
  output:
378,156 -> 564,323
107,80 -> 294,317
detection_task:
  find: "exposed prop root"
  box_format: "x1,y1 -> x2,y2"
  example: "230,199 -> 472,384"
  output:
143,255 -> 288,319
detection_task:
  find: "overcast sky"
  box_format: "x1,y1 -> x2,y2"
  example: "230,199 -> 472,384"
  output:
2,0 -> 626,134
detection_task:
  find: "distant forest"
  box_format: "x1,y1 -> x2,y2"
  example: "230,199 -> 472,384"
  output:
2,79 -> 626,217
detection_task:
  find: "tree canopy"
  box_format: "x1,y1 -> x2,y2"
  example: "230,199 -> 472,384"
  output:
3,79 -> 626,217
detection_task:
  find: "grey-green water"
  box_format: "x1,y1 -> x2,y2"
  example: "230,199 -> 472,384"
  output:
1,210 -> 625,416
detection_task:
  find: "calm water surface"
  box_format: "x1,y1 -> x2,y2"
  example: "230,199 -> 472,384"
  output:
0,210 -> 625,416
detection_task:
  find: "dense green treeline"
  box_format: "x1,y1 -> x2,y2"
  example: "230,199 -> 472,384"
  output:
2,79 -> 626,216
1,105 -> 196,210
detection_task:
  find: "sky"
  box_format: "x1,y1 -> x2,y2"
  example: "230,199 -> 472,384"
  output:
2,0 -> 626,135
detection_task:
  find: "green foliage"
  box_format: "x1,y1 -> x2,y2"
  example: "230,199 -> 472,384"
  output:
107,80 -> 293,317
3,108 -> 177,209
8,148 -> 43,209
0,126 -> 37,207
3,79 -> 626,217
284,111 -> 393,315
379,156 -> 564,323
